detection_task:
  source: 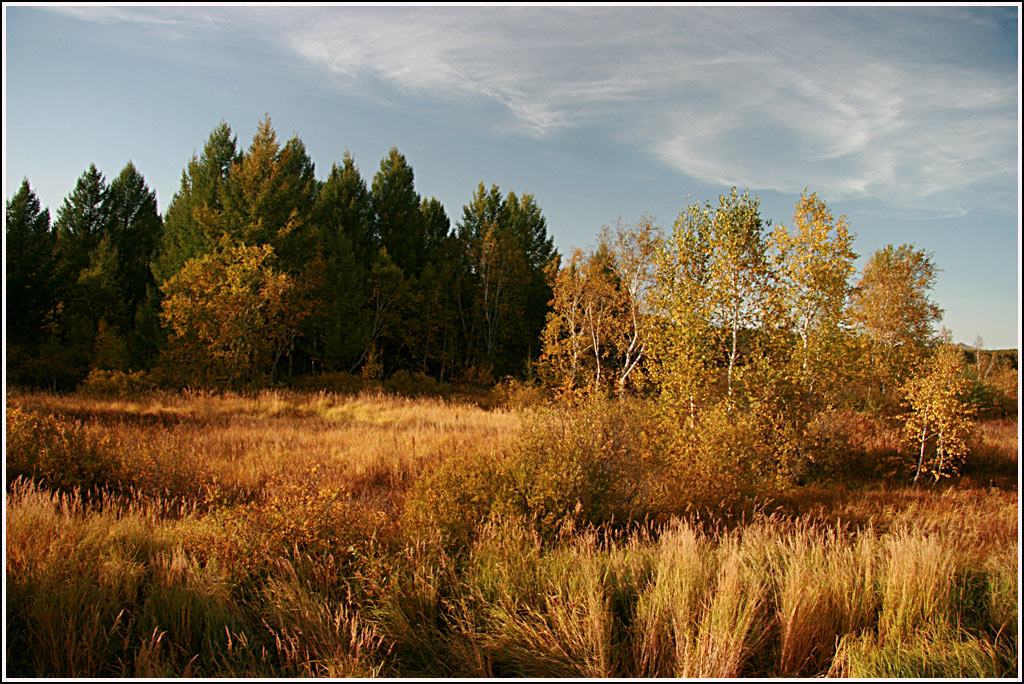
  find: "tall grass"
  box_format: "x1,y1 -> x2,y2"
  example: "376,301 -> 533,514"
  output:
5,389 -> 1019,677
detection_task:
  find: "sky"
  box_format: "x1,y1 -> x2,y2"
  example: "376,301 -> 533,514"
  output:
3,3 -> 1021,349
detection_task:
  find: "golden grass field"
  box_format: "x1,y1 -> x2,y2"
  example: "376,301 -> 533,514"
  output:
4,388 -> 1019,677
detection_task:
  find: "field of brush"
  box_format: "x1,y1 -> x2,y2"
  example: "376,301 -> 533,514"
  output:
4,388 -> 1020,678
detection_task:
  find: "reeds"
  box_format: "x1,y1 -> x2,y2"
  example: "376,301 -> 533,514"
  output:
5,389 -> 1018,677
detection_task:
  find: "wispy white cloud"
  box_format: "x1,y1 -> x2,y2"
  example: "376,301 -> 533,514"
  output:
44,5 -> 1018,216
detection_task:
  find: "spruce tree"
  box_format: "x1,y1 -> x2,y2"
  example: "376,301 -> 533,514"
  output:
53,164 -> 108,279
310,154 -> 374,371
153,122 -> 238,284
106,162 -> 162,323
5,180 -> 56,348
370,147 -> 425,276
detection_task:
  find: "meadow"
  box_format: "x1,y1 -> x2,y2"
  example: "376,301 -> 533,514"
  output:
4,387 -> 1019,678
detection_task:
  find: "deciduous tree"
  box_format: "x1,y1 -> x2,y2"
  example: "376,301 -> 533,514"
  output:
649,189 -> 773,414
602,217 -> 661,395
771,191 -> 858,399
160,239 -> 298,387
851,243 -> 943,402
901,338 -> 974,484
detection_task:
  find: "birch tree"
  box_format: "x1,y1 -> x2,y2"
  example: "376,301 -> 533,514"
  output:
901,339 -> 974,484
771,191 -> 857,398
603,216 -> 661,395
851,244 -> 942,400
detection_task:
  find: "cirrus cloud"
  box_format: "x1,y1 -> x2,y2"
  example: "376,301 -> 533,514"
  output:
47,5 -> 1019,216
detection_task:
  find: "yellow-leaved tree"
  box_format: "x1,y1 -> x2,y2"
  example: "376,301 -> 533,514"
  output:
603,217 -> 661,395
540,247 -> 588,393
771,191 -> 858,400
159,239 -> 301,387
767,191 -> 859,481
649,189 -> 774,416
850,244 -> 943,409
539,218 -> 661,396
901,338 -> 975,484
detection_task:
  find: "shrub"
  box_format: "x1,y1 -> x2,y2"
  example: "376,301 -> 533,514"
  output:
216,467 -> 393,581
491,377 -> 549,410
404,397 -> 666,550
5,403 -> 121,493
401,447 -> 509,552
384,370 -> 442,397
503,398 -> 664,538
656,404 -> 777,519
78,369 -> 155,397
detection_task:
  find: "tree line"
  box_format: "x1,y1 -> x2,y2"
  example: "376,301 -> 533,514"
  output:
6,117 -> 1015,483
6,116 -> 556,389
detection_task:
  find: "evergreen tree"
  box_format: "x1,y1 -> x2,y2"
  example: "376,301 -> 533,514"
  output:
309,155 -> 374,371
406,197 -> 456,376
53,164 -> 108,279
315,153 -> 373,263
5,180 -> 56,348
420,196 -> 451,260
153,122 -> 239,284
457,183 -> 557,376
106,162 -> 162,326
370,147 -> 425,276
503,190 -> 557,370
223,116 -> 317,273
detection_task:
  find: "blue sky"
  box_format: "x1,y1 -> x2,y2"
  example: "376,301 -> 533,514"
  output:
4,4 -> 1020,349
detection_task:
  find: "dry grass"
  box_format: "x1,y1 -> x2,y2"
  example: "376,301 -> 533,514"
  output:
9,389 -> 520,507
4,388 -> 1019,677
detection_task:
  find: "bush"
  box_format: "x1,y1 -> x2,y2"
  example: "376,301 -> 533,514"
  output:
491,377 -> 549,410
78,369 -> 155,397
384,370 -> 442,398
5,403 -> 121,493
656,404 -> 778,519
403,398 -> 665,549
402,447 -> 509,552
503,398 -> 664,538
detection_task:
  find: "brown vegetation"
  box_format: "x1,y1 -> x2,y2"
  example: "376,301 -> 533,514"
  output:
5,388 -> 1018,677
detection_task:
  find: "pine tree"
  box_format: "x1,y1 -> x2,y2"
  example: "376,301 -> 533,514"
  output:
106,162 -> 162,326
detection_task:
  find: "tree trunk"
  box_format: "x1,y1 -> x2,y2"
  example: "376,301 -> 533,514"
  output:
913,407 -> 929,485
